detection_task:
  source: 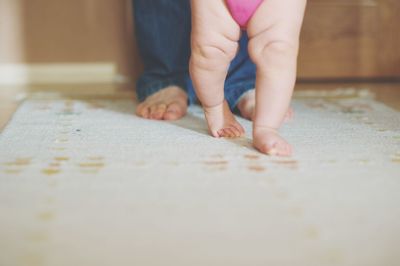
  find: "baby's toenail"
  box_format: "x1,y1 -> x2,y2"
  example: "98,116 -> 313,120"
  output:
268,148 -> 278,155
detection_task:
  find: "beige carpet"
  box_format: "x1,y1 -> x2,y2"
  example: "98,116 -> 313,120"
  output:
0,89 -> 399,266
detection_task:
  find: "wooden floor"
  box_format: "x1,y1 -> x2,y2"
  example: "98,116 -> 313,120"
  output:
1,82 -> 399,132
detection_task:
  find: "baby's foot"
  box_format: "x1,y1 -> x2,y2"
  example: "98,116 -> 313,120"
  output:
237,89 -> 294,123
136,86 -> 188,120
253,125 -> 293,156
204,100 -> 245,138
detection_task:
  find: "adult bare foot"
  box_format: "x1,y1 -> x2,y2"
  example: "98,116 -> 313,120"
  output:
203,100 -> 245,138
136,86 -> 188,120
237,89 -> 294,123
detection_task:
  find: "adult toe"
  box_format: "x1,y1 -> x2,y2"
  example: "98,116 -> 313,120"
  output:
163,102 -> 186,120
149,104 -> 160,119
136,103 -> 150,119
152,103 -> 167,120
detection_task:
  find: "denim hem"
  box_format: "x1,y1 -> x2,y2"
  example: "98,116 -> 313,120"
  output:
135,79 -> 187,103
225,81 -> 256,111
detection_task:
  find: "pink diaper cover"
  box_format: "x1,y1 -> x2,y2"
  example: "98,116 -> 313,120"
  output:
226,0 -> 264,29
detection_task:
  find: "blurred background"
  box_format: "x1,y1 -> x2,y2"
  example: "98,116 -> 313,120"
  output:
0,0 -> 399,87
0,0 -> 140,85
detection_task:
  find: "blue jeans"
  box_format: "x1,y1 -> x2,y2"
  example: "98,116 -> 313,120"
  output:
133,0 -> 256,110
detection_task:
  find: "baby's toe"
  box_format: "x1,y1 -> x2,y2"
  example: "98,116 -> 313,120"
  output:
212,129 -> 223,138
215,128 -> 224,138
227,126 -> 241,138
232,123 -> 245,136
222,128 -> 234,138
267,146 -> 278,156
259,142 -> 277,155
277,141 -> 292,157
285,143 -> 293,156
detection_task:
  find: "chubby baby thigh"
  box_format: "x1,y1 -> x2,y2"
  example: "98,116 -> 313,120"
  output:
246,0 -> 307,39
191,0 -> 240,39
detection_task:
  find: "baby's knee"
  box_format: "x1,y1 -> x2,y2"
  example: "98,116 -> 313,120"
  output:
248,36 -> 298,68
191,37 -> 238,70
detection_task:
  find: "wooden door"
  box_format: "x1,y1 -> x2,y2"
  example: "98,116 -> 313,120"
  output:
298,0 -> 400,79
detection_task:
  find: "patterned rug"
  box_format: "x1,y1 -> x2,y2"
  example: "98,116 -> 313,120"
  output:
0,89 -> 399,266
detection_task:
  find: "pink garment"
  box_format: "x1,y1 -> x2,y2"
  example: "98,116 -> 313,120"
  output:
226,0 -> 264,29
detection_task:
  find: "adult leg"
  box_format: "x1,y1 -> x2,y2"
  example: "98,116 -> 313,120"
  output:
133,0 -> 191,120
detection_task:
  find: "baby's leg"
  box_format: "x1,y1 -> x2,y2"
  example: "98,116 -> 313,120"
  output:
190,0 -> 245,138
247,0 -> 306,156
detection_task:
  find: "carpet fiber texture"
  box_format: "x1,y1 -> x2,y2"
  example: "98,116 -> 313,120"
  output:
0,89 -> 399,266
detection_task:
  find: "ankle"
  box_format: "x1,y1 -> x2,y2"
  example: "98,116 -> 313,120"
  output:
202,100 -> 226,112
253,124 -> 279,133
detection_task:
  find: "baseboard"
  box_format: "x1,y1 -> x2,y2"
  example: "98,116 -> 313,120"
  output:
0,63 -> 125,85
